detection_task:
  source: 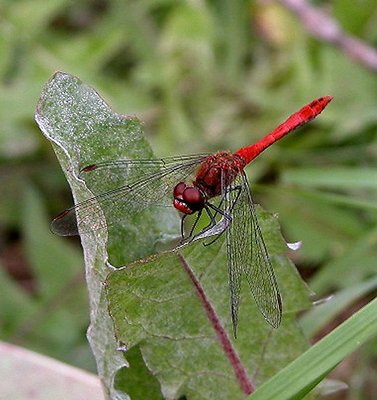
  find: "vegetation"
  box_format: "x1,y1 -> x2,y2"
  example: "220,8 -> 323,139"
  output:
1,1 -> 377,399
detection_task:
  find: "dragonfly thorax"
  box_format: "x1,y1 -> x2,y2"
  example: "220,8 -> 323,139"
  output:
193,151 -> 246,198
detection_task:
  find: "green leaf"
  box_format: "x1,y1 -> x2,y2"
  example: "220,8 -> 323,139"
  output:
19,183 -> 91,364
115,346 -> 163,400
301,276 -> 377,338
22,184 -> 83,301
249,298 -> 377,400
35,72 -> 148,400
35,72 -> 313,399
258,184 -> 364,264
0,264 -> 36,337
310,227 -> 377,294
107,229 -> 313,399
282,167 -> 377,190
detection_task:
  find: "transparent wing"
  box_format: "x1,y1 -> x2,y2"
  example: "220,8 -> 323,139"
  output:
51,154 -> 208,236
225,171 -> 282,336
222,172 -> 243,337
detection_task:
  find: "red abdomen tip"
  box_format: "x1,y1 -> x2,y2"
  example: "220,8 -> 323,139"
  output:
311,96 -> 333,110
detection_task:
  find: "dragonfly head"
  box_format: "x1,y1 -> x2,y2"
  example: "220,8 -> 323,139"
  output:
173,182 -> 205,215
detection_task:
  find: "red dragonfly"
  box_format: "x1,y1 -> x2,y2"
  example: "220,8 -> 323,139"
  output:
52,96 -> 332,336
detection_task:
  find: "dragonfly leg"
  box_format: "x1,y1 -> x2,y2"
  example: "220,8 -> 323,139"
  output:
187,209 -> 203,240
202,203 -> 231,246
192,204 -> 220,241
202,185 -> 242,246
180,209 -> 203,244
180,214 -> 187,239
180,185 -> 243,245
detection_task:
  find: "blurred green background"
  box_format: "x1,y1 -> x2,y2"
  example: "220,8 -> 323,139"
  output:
0,1 -> 376,399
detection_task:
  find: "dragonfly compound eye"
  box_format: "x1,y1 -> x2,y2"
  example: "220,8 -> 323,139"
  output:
173,182 -> 187,197
182,187 -> 205,211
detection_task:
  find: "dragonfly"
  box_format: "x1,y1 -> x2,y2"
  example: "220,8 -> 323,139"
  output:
52,96 -> 333,336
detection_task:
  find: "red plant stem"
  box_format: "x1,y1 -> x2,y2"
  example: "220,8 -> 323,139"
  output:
235,96 -> 333,164
177,253 -> 255,395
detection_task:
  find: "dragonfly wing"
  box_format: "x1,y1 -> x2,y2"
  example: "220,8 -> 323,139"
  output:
240,171 -> 282,327
225,172 -> 282,335
221,171 -> 243,337
51,155 -> 207,236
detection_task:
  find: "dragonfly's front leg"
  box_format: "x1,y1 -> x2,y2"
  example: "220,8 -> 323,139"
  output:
201,185 -> 242,246
180,204 -> 225,245
179,209 -> 203,244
